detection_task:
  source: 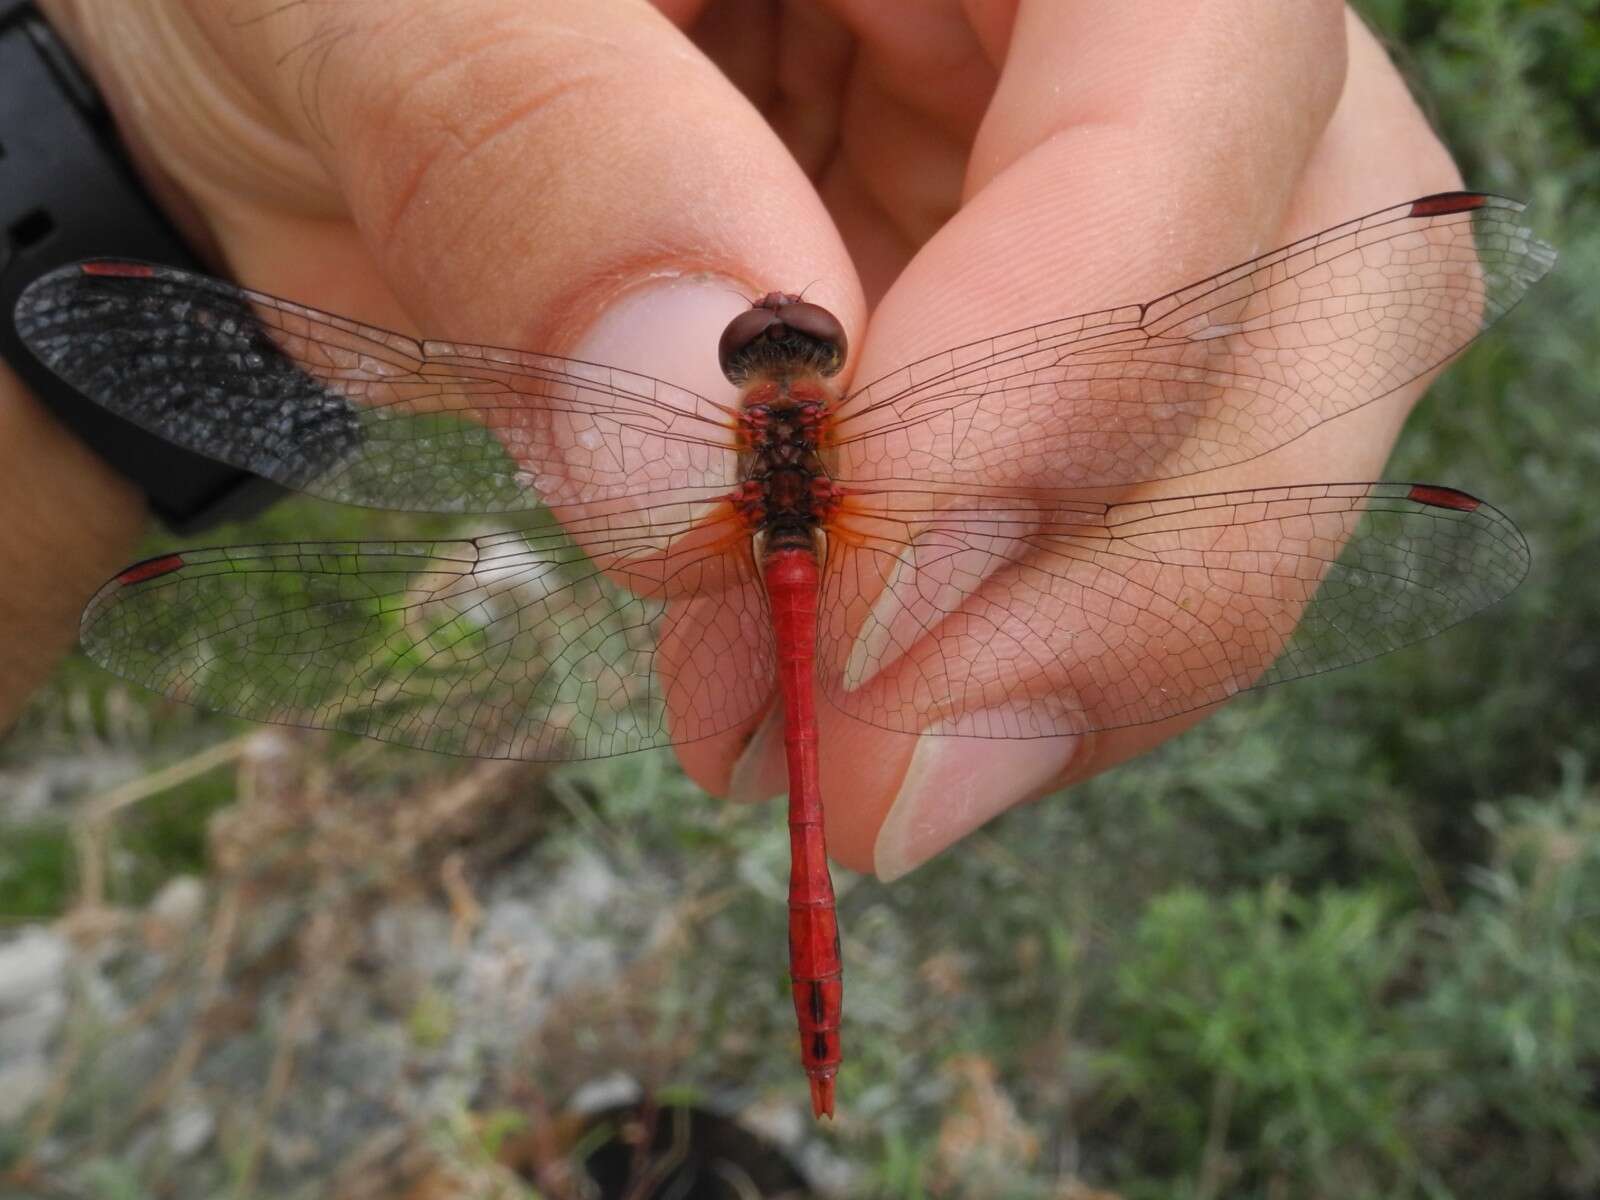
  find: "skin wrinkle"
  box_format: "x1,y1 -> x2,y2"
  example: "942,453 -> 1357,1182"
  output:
359,8 -> 580,121
381,126 -> 687,341
350,24 -> 561,221
284,5 -> 639,196
370,66 -> 604,260
262,0 -> 455,134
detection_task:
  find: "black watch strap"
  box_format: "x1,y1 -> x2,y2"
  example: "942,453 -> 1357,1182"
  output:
0,0 -> 282,532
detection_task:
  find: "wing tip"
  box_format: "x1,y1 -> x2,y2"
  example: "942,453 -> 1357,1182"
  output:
79,260 -> 159,279
1409,189 -> 1542,220
1406,484 -> 1482,512
114,553 -> 188,586
1409,192 -> 1493,218
16,260 -> 163,324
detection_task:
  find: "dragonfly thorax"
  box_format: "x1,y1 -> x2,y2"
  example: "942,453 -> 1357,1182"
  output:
734,397 -> 838,549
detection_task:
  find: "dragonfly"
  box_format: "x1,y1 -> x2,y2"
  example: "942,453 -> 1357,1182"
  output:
14,191 -> 1553,1118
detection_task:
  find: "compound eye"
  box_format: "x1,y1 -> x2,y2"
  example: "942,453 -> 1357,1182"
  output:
718,308 -> 781,381
776,301 -> 847,364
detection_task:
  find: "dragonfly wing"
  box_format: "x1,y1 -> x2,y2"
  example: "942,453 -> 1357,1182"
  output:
15,262 -> 740,513
818,483 -> 1528,737
830,194 -> 1555,488
82,509 -> 774,759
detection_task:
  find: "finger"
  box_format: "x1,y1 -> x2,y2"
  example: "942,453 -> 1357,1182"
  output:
1073,11 -> 1468,796
50,2 -> 863,327
801,1 -> 1001,299
803,0 -> 1351,878
41,0 -> 862,781
1231,8 -> 1466,492
1044,9 -> 1469,795
998,9 -> 1472,809
865,5 -> 1469,882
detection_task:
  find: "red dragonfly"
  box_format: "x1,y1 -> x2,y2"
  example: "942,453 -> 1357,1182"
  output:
15,192 -> 1552,1117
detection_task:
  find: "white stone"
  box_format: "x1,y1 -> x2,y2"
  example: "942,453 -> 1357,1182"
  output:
568,1071 -> 641,1115
148,875 -> 206,930
166,1095 -> 215,1158
0,926 -> 68,1018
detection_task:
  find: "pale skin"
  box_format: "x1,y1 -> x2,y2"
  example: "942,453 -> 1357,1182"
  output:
0,0 -> 1460,880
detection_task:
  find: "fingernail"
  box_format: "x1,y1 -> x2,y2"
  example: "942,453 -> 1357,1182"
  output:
727,711 -> 786,805
569,275 -> 749,405
874,728 -> 1078,882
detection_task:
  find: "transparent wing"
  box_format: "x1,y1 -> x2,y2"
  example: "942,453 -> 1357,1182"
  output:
81,503 -> 775,760
830,194 -> 1555,488
820,483 -> 1528,737
15,261 -> 741,513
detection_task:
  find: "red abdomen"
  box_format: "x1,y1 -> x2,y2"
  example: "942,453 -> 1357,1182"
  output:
763,544 -> 842,1118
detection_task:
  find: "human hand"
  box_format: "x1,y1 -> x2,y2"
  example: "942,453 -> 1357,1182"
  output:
1,0 -> 863,728
4,2 -> 1462,885
707,1 -> 1467,880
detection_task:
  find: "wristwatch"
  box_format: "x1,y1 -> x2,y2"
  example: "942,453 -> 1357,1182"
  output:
0,0 -> 282,532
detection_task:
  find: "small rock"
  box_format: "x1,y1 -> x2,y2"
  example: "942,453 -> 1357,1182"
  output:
0,1056 -> 51,1126
568,1071 -> 642,1115
148,875 -> 206,931
0,925 -> 68,1010
0,926 -> 70,1124
166,1093 -> 215,1158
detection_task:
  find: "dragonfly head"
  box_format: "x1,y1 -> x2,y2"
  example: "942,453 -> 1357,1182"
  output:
718,292 -> 847,386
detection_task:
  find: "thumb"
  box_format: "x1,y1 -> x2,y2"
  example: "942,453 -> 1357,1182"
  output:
43,0 -> 862,775
48,0 -> 862,370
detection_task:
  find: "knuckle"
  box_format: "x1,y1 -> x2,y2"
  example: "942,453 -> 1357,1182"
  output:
334,21 -> 609,250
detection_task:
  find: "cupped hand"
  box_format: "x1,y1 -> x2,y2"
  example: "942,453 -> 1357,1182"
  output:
3,1 -> 1460,883
701,1 -> 1464,880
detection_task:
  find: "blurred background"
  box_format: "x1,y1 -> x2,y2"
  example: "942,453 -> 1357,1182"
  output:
2,1 -> 1596,1196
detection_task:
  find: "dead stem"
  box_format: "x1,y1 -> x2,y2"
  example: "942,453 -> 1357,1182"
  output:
1195,1071 -> 1238,1200
130,883 -> 243,1124
232,911 -> 350,1199
70,734 -> 255,916
441,850 -> 484,950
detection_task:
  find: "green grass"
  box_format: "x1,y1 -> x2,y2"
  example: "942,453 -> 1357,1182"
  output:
3,0 -> 1598,1196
